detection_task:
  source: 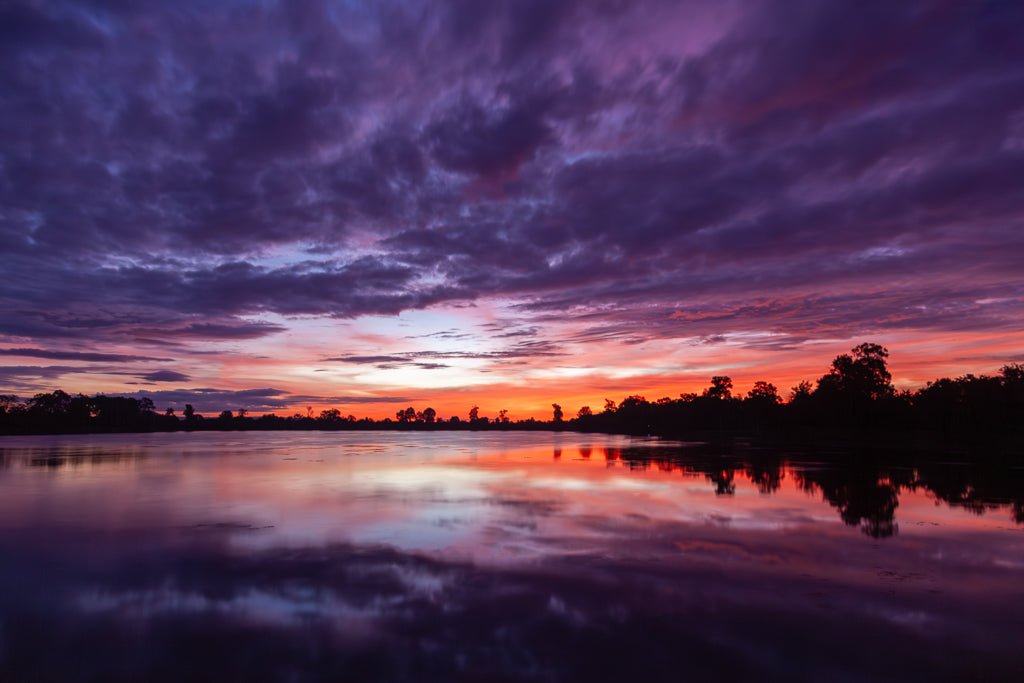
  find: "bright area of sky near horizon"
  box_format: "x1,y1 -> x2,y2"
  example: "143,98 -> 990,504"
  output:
1,0 -> 1023,418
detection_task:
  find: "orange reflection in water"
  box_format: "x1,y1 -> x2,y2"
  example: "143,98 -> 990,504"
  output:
2,431 -> 1023,682
1,432 -> 1018,559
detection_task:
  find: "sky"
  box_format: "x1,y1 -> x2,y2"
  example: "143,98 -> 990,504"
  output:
1,0 -> 1023,418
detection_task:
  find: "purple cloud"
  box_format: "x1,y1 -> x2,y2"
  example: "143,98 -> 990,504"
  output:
0,349 -> 172,363
139,370 -> 192,383
0,0 -> 1021,377
129,387 -> 418,414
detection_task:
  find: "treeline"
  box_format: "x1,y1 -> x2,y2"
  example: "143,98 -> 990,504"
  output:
574,344 -> 1024,446
1,343 -> 1022,446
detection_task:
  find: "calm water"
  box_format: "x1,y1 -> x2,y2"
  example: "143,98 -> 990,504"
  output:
0,431 -> 1021,682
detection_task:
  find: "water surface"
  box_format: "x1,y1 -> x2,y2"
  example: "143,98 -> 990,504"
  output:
0,431 -> 1021,682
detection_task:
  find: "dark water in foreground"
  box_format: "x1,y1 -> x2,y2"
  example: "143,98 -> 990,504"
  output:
0,432 -> 1021,682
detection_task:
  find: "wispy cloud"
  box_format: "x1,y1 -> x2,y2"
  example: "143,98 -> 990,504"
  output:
0,348 -> 172,363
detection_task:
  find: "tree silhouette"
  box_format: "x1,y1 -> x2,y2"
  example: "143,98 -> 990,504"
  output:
704,376 -> 733,400
818,343 -> 893,400
1002,363 -> 1024,382
747,381 -> 780,404
552,404 -> 563,422
319,408 -> 342,422
0,395 -> 20,413
789,381 -> 813,402
29,390 -> 74,415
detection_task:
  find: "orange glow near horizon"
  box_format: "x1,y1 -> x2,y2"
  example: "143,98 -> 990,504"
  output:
2,1 -> 1023,425
7,322 -> 1022,419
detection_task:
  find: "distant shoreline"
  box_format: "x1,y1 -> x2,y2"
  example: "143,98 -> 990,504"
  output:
3,344 -> 1022,457
2,422 -> 1020,460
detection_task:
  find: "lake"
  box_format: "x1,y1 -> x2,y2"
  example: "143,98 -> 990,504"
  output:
0,431 -> 1021,682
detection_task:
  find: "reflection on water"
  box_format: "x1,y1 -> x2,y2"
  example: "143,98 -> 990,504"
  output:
0,432 -> 1021,682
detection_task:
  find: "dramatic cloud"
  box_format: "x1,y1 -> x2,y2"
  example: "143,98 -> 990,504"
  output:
139,370 -> 191,383
0,366 -> 84,389
2,0 -> 1022,410
130,388 -> 418,414
0,349 -> 172,363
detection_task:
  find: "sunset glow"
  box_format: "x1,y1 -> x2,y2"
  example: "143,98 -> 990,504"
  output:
2,1 -> 1022,417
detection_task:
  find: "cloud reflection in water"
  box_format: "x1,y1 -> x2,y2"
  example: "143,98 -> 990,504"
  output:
0,432 -> 1021,681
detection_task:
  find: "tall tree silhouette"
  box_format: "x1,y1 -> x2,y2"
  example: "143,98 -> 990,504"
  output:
818,343 -> 893,400
747,381 -> 780,404
704,376 -> 733,400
